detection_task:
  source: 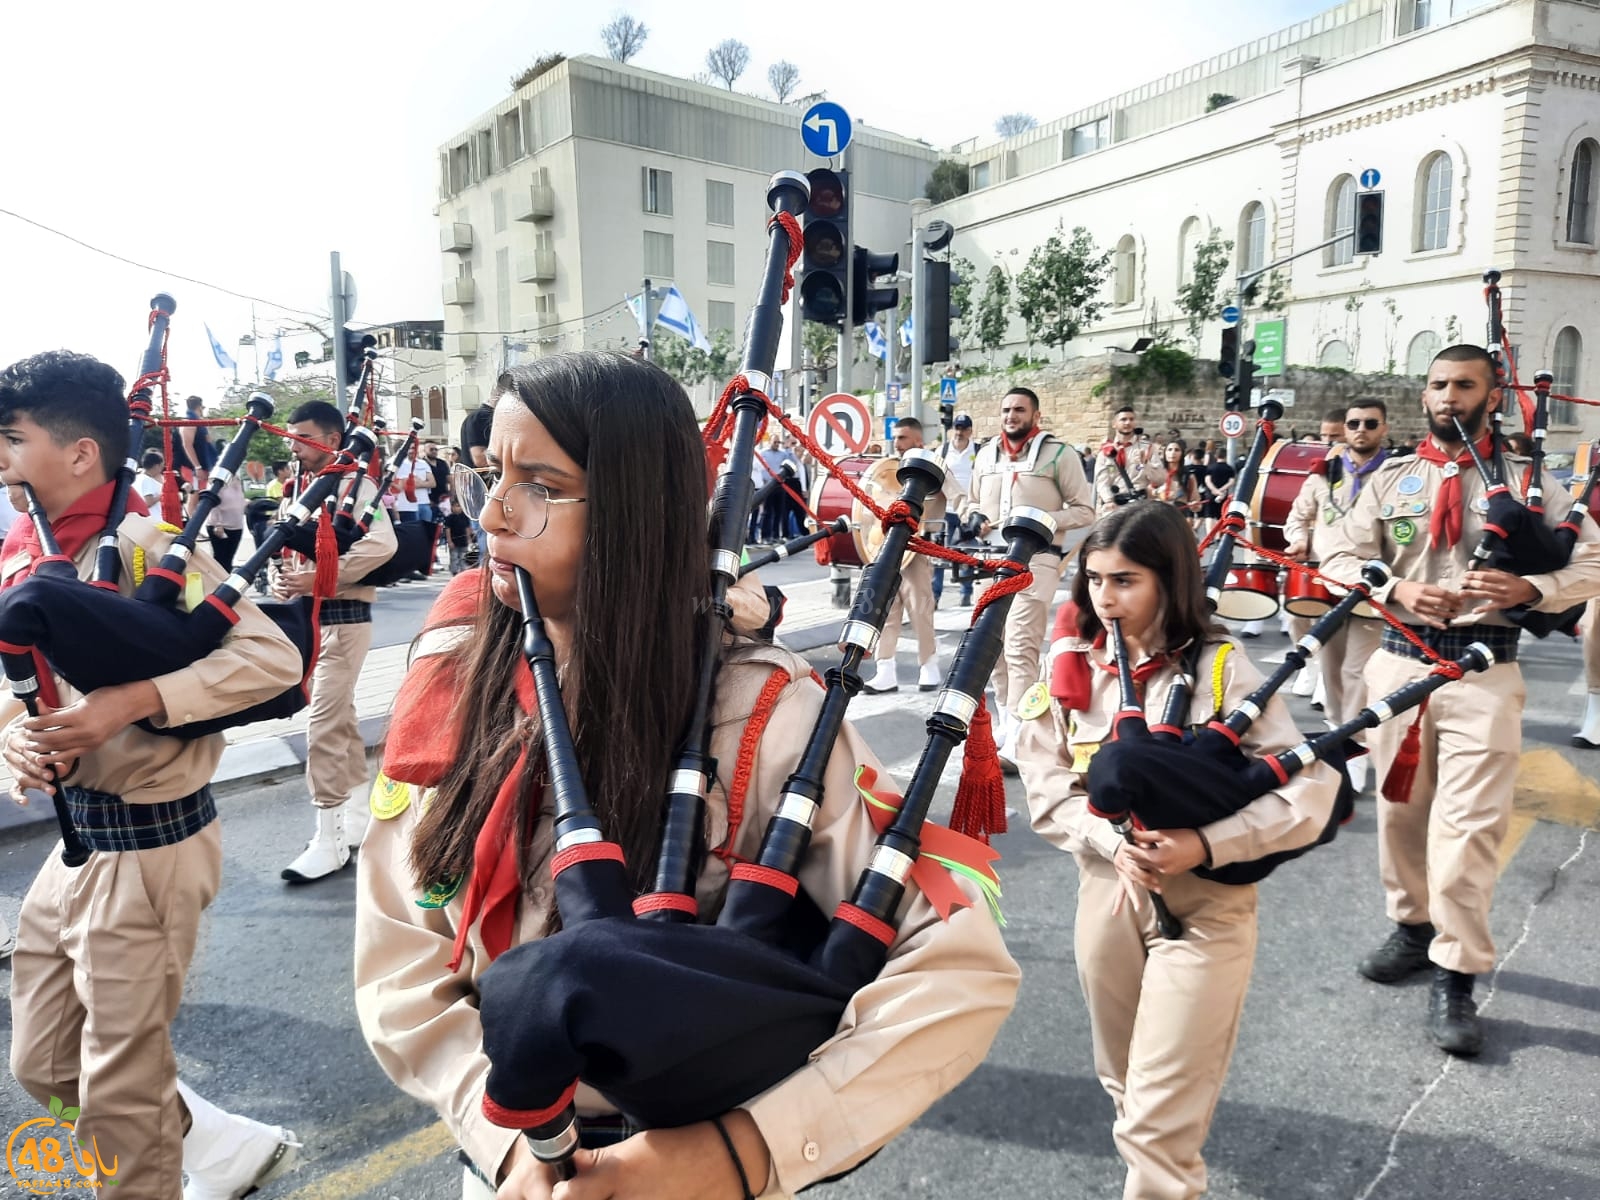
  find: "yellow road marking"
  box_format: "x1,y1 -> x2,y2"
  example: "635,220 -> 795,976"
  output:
278,1120 -> 456,1200
1499,748 -> 1600,872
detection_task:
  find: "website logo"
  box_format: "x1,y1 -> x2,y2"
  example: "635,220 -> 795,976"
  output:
5,1097 -> 119,1192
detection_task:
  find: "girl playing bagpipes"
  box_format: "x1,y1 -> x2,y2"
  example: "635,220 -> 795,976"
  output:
1014,502 -> 1340,1200
353,352 -> 1019,1200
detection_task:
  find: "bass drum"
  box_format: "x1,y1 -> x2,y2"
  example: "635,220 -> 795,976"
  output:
1248,440 -> 1334,554
1572,441 -> 1600,520
809,455 -> 883,567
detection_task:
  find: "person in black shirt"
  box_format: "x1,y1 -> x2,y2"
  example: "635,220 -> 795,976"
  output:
459,381 -> 502,468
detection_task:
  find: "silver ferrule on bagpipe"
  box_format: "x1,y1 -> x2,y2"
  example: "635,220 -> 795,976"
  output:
96,294 -> 177,587
354,419 -> 424,534
1203,413 -> 1277,612
824,512 -> 1056,953
1482,268 -> 1511,464
738,517 -> 849,577
645,170 -> 811,919
135,394 -> 274,602
1216,561 -> 1391,743
4,485 -> 92,867
1527,370 -> 1553,513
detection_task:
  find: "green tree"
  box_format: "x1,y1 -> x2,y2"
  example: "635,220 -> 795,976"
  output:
925,159 -> 969,204
1175,229 -> 1233,351
949,254 -> 977,347
652,328 -> 735,391
1015,226 -> 1112,360
974,265 -> 1011,365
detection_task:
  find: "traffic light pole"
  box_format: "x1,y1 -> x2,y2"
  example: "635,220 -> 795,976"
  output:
837,148 -> 854,399
909,225 -> 926,425
329,251 -> 348,408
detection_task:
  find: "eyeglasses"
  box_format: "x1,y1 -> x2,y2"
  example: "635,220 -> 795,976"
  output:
1345,418 -> 1383,431
451,464 -> 586,539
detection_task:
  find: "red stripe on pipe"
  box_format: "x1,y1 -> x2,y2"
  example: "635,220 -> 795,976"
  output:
1148,723 -> 1183,739
0,640 -> 32,655
833,903 -> 896,946
1206,720 -> 1242,745
146,566 -> 186,586
550,842 -> 626,878
1266,756 -> 1290,786
203,595 -> 241,625
631,892 -> 699,917
729,863 -> 800,896
1483,523 -> 1509,539
481,1079 -> 578,1130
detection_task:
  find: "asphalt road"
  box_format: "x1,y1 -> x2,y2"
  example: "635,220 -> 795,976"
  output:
1,565 -> 1596,1200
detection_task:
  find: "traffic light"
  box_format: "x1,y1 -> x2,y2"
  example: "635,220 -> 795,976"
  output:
799,167 -> 848,325
852,247 -> 900,325
1218,325 -> 1238,377
918,259 -> 960,364
342,328 -> 377,386
1355,189 -> 1384,255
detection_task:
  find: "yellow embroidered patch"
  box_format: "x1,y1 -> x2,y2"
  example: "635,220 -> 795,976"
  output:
1018,680 -> 1051,721
370,772 -> 412,820
1072,741 -> 1101,773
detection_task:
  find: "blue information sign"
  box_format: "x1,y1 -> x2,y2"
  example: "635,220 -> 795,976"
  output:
1221,305 -> 1242,325
1360,167 -> 1381,189
801,102 -> 853,157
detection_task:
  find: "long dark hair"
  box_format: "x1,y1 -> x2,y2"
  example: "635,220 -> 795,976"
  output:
410,352 -> 709,905
1070,503 -> 1224,652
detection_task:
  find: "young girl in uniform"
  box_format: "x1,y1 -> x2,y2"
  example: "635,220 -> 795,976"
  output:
1015,502 -> 1339,1200
353,352 -> 1019,1200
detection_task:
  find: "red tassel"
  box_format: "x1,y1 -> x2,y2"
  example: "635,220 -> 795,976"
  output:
1381,700 -> 1427,804
950,703 -> 1008,844
313,510 -> 340,600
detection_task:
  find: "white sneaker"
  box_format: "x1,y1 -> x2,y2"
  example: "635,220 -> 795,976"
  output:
179,1082 -> 301,1200
996,728 -> 1020,777
1574,693 -> 1600,749
280,806 -> 351,884
863,660 -> 899,694
917,660 -> 942,693
1346,755 -> 1370,794
1292,668 -> 1317,698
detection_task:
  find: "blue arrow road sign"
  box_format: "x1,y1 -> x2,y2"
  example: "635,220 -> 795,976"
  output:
801,102 -> 853,157
1360,167 -> 1381,189
1221,305 -> 1242,325
940,377 -> 957,401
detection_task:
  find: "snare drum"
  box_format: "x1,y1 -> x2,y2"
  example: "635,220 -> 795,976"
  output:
1216,564 -> 1280,621
1249,441 -> 1334,554
1283,565 -> 1334,618
809,455 -> 882,566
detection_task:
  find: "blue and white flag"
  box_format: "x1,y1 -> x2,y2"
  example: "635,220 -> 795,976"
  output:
624,292 -> 648,340
262,334 -> 283,382
205,324 -> 237,372
654,285 -> 712,353
863,321 -> 888,361
898,316 -> 914,347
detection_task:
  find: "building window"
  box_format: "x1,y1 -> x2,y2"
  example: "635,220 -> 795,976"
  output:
1326,176 -> 1355,266
1406,330 -> 1442,376
477,129 -> 494,178
498,109 -> 523,165
1239,202 -> 1266,275
1177,217 -> 1200,286
642,167 -> 673,215
1411,0 -> 1432,29
1567,140 -> 1596,244
492,189 -> 507,234
706,180 -> 735,227
495,248 -> 512,333
1553,326 -> 1582,425
706,241 -> 736,287
643,231 -> 674,277
970,161 -> 991,190
449,144 -> 472,193
1113,236 -> 1137,305
1418,153 -> 1453,251
1069,117 -> 1109,157
1319,339 -> 1352,369
708,300 -> 736,333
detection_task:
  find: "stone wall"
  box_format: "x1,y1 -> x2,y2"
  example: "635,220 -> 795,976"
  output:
948,356 -> 1432,453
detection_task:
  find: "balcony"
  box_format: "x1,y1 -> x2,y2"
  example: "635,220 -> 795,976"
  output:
516,249 -> 557,282
443,278 -> 477,306
440,222 -> 473,253
512,184 -> 555,222
446,333 -> 478,358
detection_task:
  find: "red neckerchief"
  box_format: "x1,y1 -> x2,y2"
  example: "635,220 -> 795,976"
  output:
1164,466 -> 1181,500
0,480 -> 147,589
1048,602 -> 1168,710
1000,424 -> 1042,459
1413,434 -> 1494,549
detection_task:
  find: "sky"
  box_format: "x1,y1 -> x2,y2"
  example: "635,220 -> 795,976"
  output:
0,0 -> 1329,407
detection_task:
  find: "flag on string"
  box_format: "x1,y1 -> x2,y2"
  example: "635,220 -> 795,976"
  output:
624,292 -> 648,340
262,335 -> 283,381
899,316 -> 914,347
654,285 -> 712,352
205,324 -> 237,371
863,321 -> 888,361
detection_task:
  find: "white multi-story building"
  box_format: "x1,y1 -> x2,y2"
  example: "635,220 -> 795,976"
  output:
435,56 -> 938,425
930,0 -> 1600,445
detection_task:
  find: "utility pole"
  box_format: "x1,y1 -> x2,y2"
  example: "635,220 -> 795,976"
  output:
641,277 -> 654,360
837,145 -> 854,397
329,251 -> 348,409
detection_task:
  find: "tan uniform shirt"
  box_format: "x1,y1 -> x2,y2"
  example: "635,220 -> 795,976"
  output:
1093,440 -> 1163,514
963,433 -> 1094,550
0,513 -> 301,802
355,640 -> 1019,1196
1318,452 -> 1600,626
1017,636 -> 1340,869
272,475 -> 399,604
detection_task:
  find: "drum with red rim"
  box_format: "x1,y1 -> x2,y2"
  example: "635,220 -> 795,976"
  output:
1248,440 -> 1334,554
1215,565 -> 1280,621
808,455 -> 884,567
1284,565 -> 1334,618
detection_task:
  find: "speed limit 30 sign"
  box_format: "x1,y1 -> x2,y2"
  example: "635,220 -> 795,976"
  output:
1219,411 -> 1247,439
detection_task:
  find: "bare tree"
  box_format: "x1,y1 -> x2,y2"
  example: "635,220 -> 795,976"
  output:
994,112 -> 1038,137
767,60 -> 800,102
705,39 -> 751,90
600,12 -> 648,62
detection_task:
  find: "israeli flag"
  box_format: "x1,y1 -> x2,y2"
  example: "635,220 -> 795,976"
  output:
262,335 -> 283,381
863,321 -> 888,361
654,285 -> 712,353
205,324 -> 237,372
624,292 -> 648,339
899,316 -> 914,347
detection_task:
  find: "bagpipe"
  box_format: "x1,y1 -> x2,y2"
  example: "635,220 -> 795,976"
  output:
470,172 -> 1051,1180
1101,440 -> 1148,506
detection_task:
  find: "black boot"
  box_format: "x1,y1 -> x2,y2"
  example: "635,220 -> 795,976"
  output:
1357,921 -> 1436,983
1428,967 -> 1484,1057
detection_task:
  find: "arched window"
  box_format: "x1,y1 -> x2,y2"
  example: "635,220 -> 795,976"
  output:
1114,235 -> 1138,305
1553,326 -> 1582,425
1239,203 -> 1266,274
1567,140 -> 1596,244
1326,176 -> 1355,266
1417,152 -> 1453,251
1319,339 -> 1352,369
1177,217 -> 1201,286
1406,330 -> 1442,376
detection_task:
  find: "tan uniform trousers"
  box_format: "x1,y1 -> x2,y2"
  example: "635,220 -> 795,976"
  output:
1320,617 -> 1382,734
1365,650 -> 1525,975
307,620 -> 373,808
984,548 -> 1065,712
10,822 -> 223,1200
876,551 -> 936,665
1074,856 -> 1258,1200
1582,598 -> 1600,691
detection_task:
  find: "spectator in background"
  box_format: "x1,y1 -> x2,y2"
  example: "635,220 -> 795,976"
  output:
460,384 -> 499,468
209,471 -> 246,573
932,412 -> 978,608
390,447 -> 428,525
134,449 -> 171,524
264,460 -> 290,499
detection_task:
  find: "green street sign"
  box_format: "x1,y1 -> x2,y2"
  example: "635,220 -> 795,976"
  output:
1254,318 -> 1286,376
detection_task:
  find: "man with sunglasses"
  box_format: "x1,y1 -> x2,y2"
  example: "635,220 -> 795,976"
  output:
1284,402 -> 1390,780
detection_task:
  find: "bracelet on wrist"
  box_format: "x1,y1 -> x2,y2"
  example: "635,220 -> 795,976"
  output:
710,1115 -> 754,1200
